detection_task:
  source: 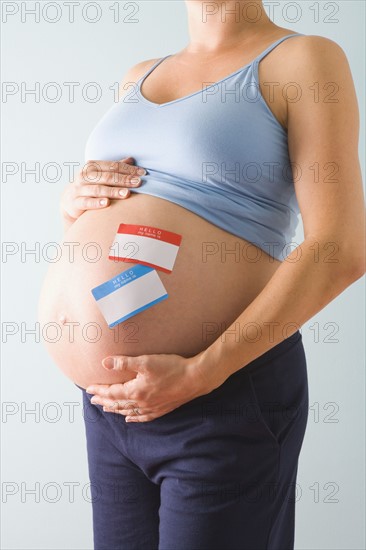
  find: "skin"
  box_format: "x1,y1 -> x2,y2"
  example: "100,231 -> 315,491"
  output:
60,157 -> 146,231
62,0 -> 365,421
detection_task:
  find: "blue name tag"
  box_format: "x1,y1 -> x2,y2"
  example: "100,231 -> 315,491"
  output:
91,264 -> 168,327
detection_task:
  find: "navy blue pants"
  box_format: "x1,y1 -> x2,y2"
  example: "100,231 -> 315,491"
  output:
77,330 -> 308,550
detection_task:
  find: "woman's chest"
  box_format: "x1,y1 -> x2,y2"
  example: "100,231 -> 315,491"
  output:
85,64 -> 290,185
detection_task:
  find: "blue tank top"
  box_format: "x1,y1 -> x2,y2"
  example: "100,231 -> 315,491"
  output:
85,33 -> 304,261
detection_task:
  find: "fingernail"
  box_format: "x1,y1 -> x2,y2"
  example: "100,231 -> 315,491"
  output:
86,386 -> 94,394
102,357 -> 114,370
136,168 -> 146,176
119,189 -> 128,196
100,199 -> 107,206
130,177 -> 141,184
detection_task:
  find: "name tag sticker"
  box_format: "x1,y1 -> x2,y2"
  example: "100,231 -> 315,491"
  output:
91,264 -> 168,328
109,224 -> 182,273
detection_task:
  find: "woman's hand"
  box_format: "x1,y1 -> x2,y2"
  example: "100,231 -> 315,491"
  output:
60,156 -> 146,227
85,351 -> 221,423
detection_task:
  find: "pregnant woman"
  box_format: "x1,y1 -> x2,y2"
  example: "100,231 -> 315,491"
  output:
38,1 -> 365,549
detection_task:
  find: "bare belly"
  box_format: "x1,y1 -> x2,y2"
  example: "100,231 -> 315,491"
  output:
38,193 -> 280,388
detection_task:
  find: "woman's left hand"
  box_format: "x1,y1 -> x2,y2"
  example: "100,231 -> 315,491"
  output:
85,351 -> 218,422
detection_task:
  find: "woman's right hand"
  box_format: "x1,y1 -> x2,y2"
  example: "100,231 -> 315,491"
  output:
60,156 -> 146,225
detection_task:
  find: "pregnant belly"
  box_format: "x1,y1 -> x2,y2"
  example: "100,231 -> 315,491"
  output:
38,193 -> 280,389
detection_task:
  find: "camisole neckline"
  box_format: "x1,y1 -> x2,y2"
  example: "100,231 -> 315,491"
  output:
137,32 -> 304,108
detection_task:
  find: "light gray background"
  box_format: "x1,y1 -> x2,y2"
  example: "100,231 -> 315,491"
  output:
1,1 -> 365,549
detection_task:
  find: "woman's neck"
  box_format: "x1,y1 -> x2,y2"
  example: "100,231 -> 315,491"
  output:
184,0 -> 275,54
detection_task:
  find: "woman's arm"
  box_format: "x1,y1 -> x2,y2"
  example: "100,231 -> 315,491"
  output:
197,35 -> 365,389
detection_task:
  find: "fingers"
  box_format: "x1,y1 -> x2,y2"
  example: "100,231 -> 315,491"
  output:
104,172 -> 142,187
61,157 -> 146,222
102,405 -> 155,421
70,196 -> 110,214
86,383 -> 127,399
82,158 -> 147,181
80,169 -> 143,188
93,398 -> 137,410
125,414 -> 148,422
78,183 -> 136,199
70,183 -> 134,215
71,167 -> 143,214
118,409 -> 170,423
102,355 -> 135,371
69,157 -> 146,217
91,396 -> 141,413
103,402 -> 142,414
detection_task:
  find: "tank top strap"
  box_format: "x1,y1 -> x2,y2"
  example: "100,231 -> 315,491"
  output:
137,55 -> 172,85
253,32 -> 305,65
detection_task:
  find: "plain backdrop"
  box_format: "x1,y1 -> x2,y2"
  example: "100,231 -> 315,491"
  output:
1,1 -> 365,549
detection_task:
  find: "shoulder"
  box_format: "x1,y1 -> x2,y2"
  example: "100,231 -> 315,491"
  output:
277,34 -> 352,80
118,58 -> 161,100
264,33 -> 357,115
